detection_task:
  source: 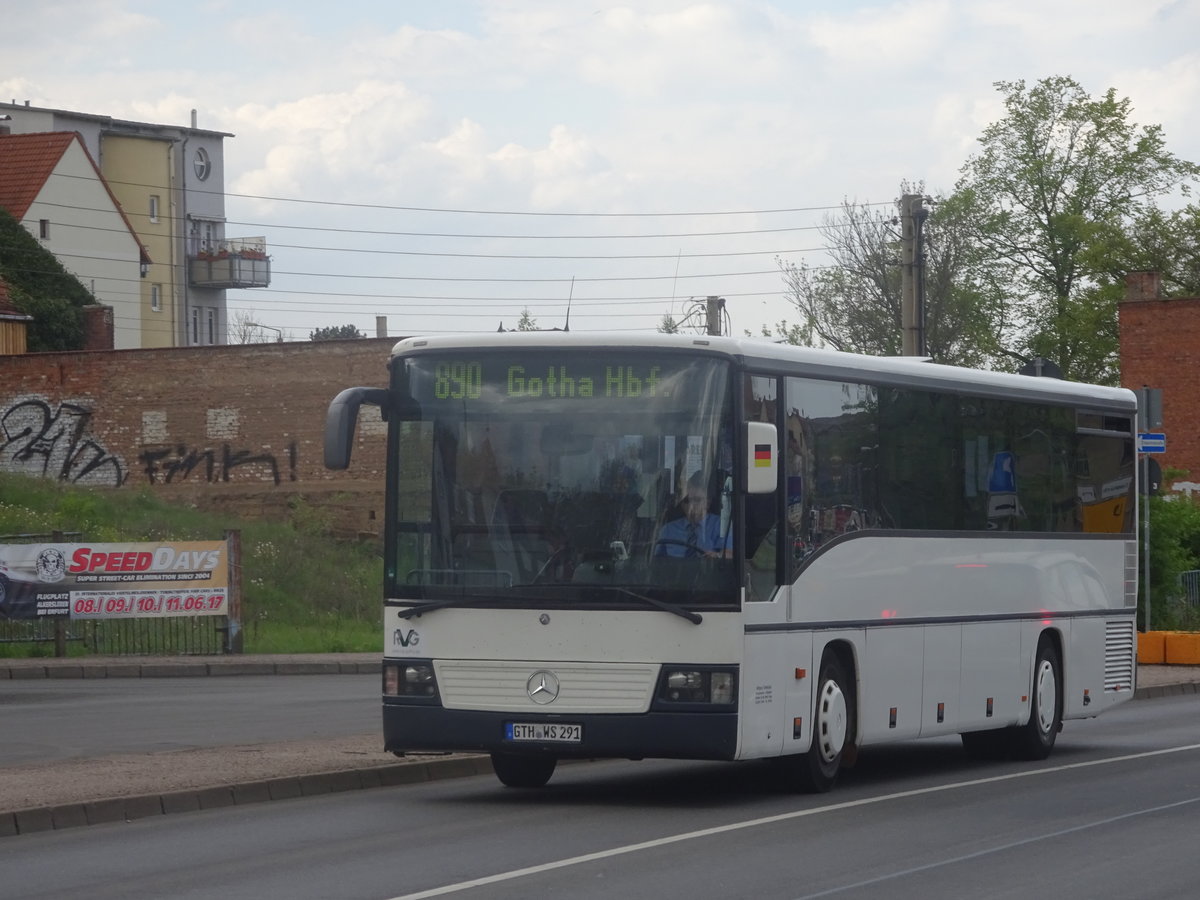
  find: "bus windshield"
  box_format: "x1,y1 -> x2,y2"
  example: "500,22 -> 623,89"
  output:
388,349 -> 737,608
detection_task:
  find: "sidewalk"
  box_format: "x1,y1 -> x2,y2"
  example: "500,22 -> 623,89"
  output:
2,655 -> 1198,838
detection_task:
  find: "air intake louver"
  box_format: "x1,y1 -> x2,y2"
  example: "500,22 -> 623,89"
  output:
1105,620 -> 1135,691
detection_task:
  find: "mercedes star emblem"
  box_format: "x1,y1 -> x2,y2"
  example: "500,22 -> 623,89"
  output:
526,670 -> 560,704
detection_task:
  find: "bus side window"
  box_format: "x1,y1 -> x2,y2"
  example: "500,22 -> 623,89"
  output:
746,373 -> 779,600
745,493 -> 776,557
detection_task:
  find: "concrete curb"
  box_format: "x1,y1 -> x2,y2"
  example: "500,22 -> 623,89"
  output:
0,756 -> 495,838
1133,681 -> 1200,700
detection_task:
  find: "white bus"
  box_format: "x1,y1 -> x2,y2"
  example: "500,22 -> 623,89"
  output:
325,332 -> 1138,791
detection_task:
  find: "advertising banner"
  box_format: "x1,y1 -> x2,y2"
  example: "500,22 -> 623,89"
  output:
0,541 -> 229,621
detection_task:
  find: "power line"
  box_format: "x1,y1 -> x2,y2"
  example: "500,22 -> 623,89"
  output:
2,244 -> 791,284
20,207 -> 831,259
0,248 -> 808,304
40,168 -> 892,218
31,196 -> 840,241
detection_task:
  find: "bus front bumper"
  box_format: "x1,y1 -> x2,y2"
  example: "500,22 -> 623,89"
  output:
383,700 -> 738,760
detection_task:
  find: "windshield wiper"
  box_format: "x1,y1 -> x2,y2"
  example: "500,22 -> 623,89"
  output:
397,599 -> 477,619
615,588 -> 702,625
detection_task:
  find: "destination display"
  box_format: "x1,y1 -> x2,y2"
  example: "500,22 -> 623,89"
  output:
410,353 -> 720,406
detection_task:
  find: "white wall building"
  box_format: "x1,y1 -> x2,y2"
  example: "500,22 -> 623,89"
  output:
1,101 -> 269,347
0,131 -> 147,349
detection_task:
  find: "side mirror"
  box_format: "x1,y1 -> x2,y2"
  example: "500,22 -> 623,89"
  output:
324,387 -> 388,469
745,421 -> 777,494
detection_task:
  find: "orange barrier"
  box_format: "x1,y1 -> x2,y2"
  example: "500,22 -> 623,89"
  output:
1138,631 -> 1167,665
1164,632 -> 1200,666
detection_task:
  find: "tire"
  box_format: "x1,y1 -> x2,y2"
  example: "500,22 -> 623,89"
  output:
1008,637 -> 1062,761
490,752 -> 557,788
781,652 -> 855,793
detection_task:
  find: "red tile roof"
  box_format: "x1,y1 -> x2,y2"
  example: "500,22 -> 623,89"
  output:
0,131 -> 150,263
0,131 -> 77,220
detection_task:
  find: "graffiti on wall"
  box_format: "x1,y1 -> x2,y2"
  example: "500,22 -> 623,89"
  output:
139,441 -> 298,486
0,398 -> 126,487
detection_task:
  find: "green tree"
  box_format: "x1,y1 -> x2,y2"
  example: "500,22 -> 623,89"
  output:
774,185 -> 1006,367
955,76 -> 1199,383
516,307 -> 538,331
0,207 -> 93,351
1111,204 -> 1200,297
310,324 -> 363,341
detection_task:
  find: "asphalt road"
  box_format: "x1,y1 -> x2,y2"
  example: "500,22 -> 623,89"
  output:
0,674 -> 380,765
2,691 -> 1199,900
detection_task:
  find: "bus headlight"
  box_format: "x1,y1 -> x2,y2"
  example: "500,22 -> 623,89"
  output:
710,671 -> 735,705
384,661 -> 439,699
657,667 -> 737,706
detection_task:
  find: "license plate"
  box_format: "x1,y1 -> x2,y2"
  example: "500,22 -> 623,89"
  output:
506,722 -> 582,743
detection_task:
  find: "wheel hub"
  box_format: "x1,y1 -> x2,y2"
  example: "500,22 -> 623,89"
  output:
1034,659 -> 1058,734
816,679 -> 848,763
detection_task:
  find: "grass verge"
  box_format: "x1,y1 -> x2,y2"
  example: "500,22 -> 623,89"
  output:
0,473 -> 382,656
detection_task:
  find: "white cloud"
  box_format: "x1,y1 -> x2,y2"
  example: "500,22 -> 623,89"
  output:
806,0 -> 958,68
229,82 -> 436,197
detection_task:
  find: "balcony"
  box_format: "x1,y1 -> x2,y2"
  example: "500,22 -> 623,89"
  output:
188,237 -> 271,289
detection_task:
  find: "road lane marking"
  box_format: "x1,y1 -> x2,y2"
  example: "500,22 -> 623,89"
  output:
793,794 -> 1200,899
385,742 -> 1200,900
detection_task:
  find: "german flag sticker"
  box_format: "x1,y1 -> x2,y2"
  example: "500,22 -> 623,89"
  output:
754,444 -> 772,468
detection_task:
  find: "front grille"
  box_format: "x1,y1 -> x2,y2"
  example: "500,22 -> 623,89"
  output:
435,660 -> 658,713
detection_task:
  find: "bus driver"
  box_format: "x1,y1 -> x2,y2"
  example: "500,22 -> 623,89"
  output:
655,471 -> 732,558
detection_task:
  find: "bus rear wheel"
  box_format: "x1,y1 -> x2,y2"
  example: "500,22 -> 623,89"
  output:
490,752 -> 557,788
781,653 -> 854,793
1008,637 -> 1062,760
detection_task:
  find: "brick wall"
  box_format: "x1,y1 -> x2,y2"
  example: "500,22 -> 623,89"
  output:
82,305 -> 114,351
0,338 -> 396,532
1119,273 -> 1200,492
8,295 -> 1196,521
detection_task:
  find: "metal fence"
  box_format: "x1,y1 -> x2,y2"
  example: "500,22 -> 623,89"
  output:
1182,570 -> 1200,607
0,615 -> 225,655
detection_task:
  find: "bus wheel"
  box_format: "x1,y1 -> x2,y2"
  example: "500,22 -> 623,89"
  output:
1008,638 -> 1062,761
490,752 -> 557,788
782,653 -> 854,793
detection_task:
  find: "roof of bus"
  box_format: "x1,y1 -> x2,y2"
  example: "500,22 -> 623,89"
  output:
389,331 -> 1136,410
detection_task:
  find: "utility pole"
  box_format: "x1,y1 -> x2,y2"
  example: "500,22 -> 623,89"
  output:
705,295 -> 725,336
898,194 -> 930,356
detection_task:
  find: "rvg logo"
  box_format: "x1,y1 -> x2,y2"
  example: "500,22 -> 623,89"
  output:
393,628 -> 420,648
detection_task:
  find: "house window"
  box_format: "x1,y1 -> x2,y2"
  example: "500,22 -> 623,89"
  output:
194,147 -> 211,181
151,284 -> 162,312
206,308 -> 216,345
191,308 -> 200,345
149,195 -> 160,224
39,219 -> 50,239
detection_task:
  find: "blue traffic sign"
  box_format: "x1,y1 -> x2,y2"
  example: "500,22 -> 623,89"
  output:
1137,432 -> 1166,454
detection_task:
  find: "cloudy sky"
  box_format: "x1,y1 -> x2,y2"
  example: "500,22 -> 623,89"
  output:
7,0 -> 1200,340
